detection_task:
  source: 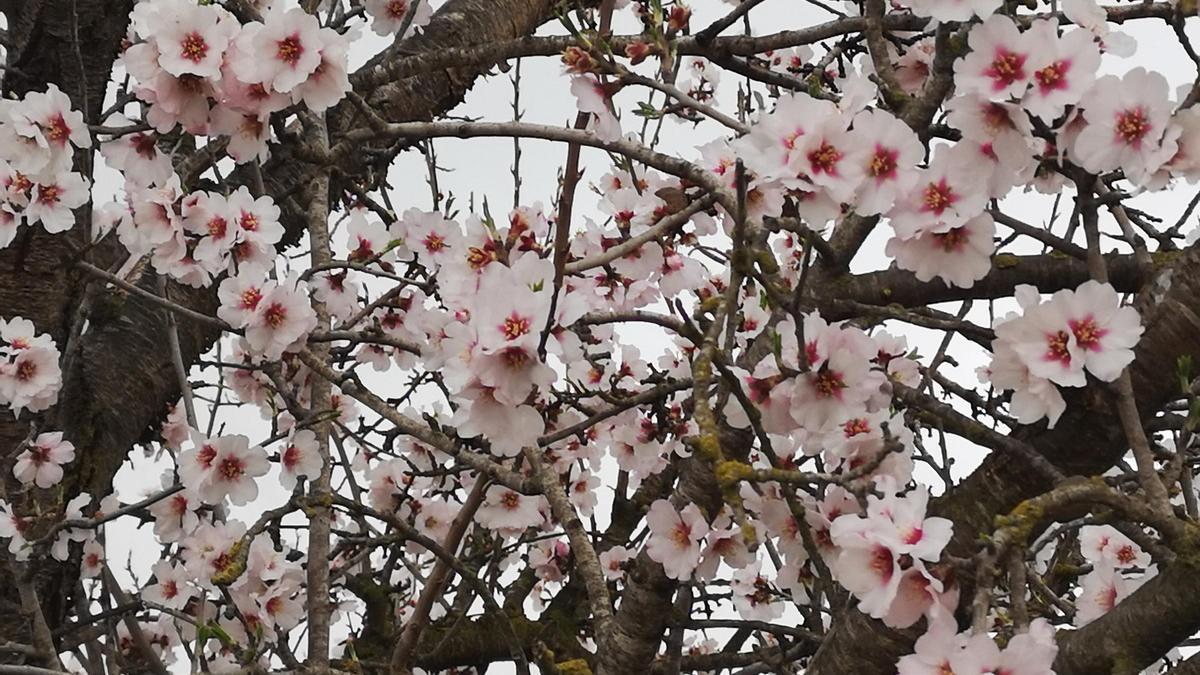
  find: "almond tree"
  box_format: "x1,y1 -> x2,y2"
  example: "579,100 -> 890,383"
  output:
1,0 -> 1200,674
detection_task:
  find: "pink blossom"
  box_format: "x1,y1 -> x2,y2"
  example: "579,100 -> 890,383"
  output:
476,485 -> 545,534
600,545 -> 634,580
25,172 -> 89,234
886,212 -> 995,289
80,539 -> 105,579
645,499 -> 709,581
365,0 -> 432,38
954,16 -> 1038,100
847,109 -> 923,216
1021,21 -> 1101,123
152,2 -> 237,80
243,276 -> 319,360
279,429 -> 323,490
144,557 -> 195,610
1073,67 -> 1178,186
889,144 -> 988,240
232,8 -> 325,94
1080,525 -> 1150,569
13,431 -> 75,488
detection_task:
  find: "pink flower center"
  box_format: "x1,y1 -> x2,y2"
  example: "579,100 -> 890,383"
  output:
932,226 -> 969,252
843,418 -> 871,437
500,346 -> 530,369
197,444 -> 217,468
1044,330 -> 1072,365
15,359 -> 35,382
37,184 -> 60,205
207,216 -> 227,238
807,141 -> 842,175
1115,108 -> 1150,146
277,35 -> 304,66
282,444 -> 300,471
424,233 -> 446,252
672,521 -> 693,547
262,303 -> 287,328
500,491 -> 521,510
870,546 -> 894,581
813,368 -> 847,398
1069,316 -> 1107,351
28,445 -> 51,465
1035,61 -> 1069,92
921,180 -> 954,215
1116,545 -> 1136,565
132,133 -> 158,159
218,455 -> 245,480
241,212 -> 260,232
985,48 -> 1026,89
503,314 -> 531,340
387,0 -> 410,18
44,114 -> 71,145
240,288 -> 262,311
181,32 -> 209,63
869,146 -> 897,180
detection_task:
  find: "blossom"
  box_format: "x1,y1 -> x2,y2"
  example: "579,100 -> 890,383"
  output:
365,0 -> 432,38
954,16 -> 1037,100
182,433 -> 270,506
788,315 -> 885,433
644,500 -> 710,581
570,75 -> 621,142
475,485 -> 544,534
829,487 -> 952,627
886,212 -> 995,288
1076,563 -> 1138,625
1080,525 -> 1150,569
25,172 -> 89,234
144,561 -> 195,610
13,431 -> 75,488
600,545 -> 634,580
149,486 -> 201,542
80,539 -> 105,578
0,336 -> 63,416
243,276 -> 319,361
731,564 -> 784,621
279,429 -> 323,490
888,144 -> 988,240
1020,20 -> 1102,123
995,281 -> 1142,387
1073,67 -> 1178,186
847,109 -> 923,216
979,341 -> 1067,428
291,27 -> 352,111
232,8 -> 325,94
152,2 -> 237,80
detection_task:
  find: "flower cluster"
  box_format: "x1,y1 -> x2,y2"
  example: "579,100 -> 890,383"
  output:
179,431 -> 271,506
0,85 -> 91,247
829,485 -> 955,628
981,281 -> 1143,427
218,271 -> 318,360
0,316 -> 63,416
1075,525 -> 1153,625
116,178 -> 286,287
123,1 -> 350,157
897,618 -> 1058,674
